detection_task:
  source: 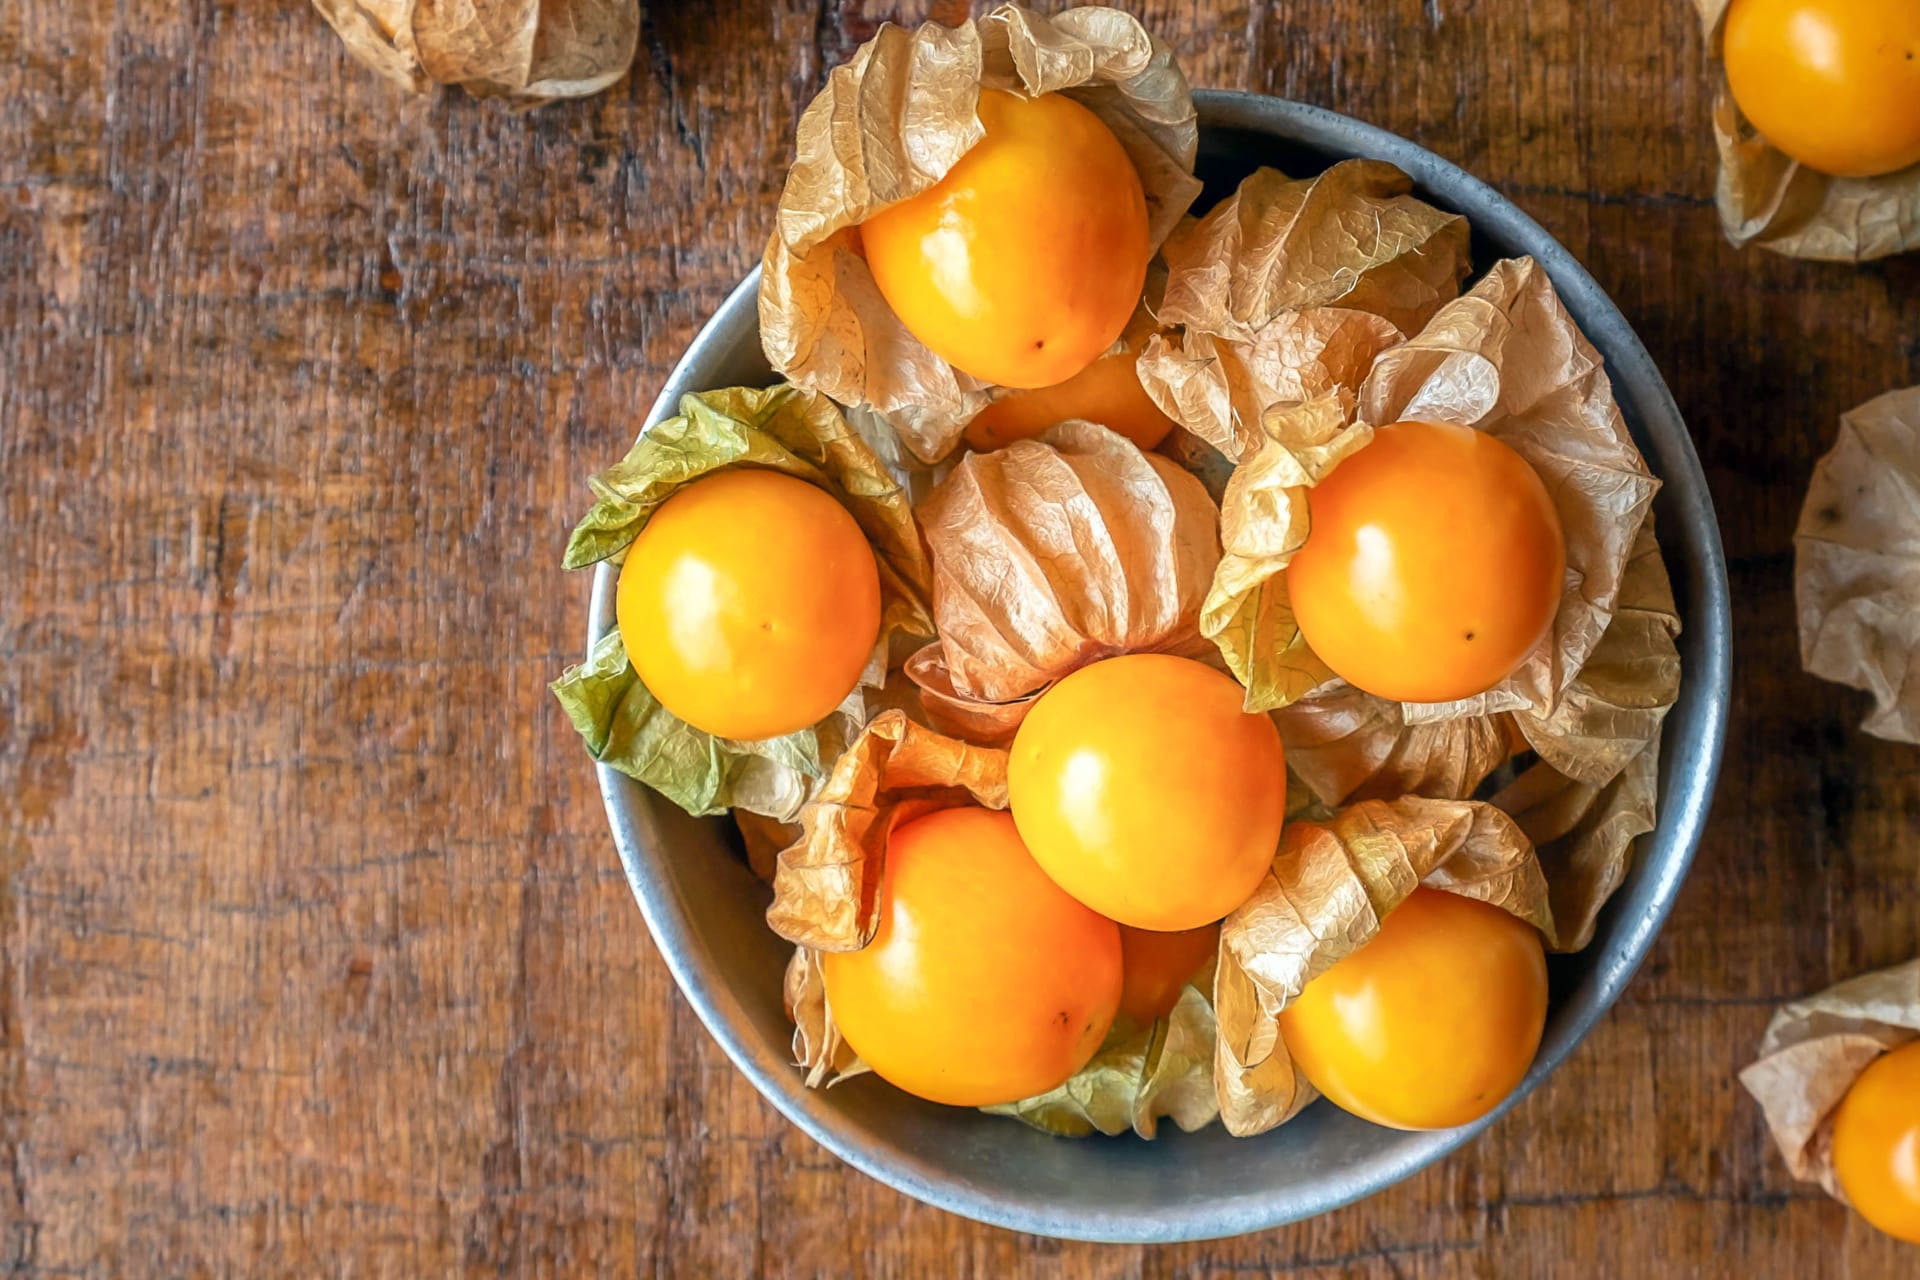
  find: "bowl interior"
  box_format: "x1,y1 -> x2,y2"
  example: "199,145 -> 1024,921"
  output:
588,93 -> 1731,1243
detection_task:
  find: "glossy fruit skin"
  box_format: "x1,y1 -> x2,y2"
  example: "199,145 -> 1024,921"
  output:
1117,923 -> 1220,1023
963,341 -> 1173,453
1008,654 -> 1287,932
615,469 -> 881,741
1286,421 -> 1565,705
1830,1040 -> 1920,1244
861,89 -> 1150,389
1278,886 -> 1548,1131
1723,0 -> 1920,179
822,806 -> 1123,1107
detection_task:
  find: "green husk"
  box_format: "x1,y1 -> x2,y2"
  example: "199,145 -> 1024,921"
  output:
551,630 -> 838,820
562,386 -> 933,638
552,384 -> 934,819
984,977 -> 1219,1139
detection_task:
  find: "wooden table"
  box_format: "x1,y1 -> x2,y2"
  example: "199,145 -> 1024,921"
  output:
4,1 -> 1917,1274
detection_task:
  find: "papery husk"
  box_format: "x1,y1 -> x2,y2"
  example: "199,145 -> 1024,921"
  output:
1279,517 -> 1680,835
765,710 -> 1008,952
784,946 -> 871,1089
985,974 -> 1220,1139
1137,161 -> 1470,467
759,4 -> 1202,463
1214,797 -> 1555,1136
1274,683 -> 1514,807
1511,516 -> 1682,777
1490,517 -> 1680,950
1795,387 -> 1920,743
1360,257 -> 1661,722
911,420 -> 1221,707
1200,388 -> 1372,710
1226,797 -> 1558,998
1138,308 -> 1406,465
902,645 -> 1036,749
1156,162 -> 1471,342
1737,960 -> 1920,1199
1492,744 -> 1659,955
1213,937 -> 1317,1136
312,0 -> 640,103
1693,0 -> 1920,262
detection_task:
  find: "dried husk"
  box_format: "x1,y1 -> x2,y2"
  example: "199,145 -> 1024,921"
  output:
550,386 -> 935,819
1489,517 -> 1680,951
910,420 -> 1222,710
1201,388 -> 1371,709
1225,798 -> 1558,998
561,385 -> 931,603
984,974 -> 1219,1139
1492,743 -> 1659,955
1213,936 -> 1317,1135
1362,258 -> 1663,721
784,946 -> 870,1089
1693,0 -> 1920,262
1138,308 -> 1406,465
1510,518 -> 1682,780
551,627 -> 861,820
1274,683 -> 1514,807
1205,257 -> 1661,719
313,0 -> 640,104
1215,797 -> 1555,1136
1155,162 -> 1471,342
1794,387 -> 1920,743
1136,161 -> 1471,465
901,645 -> 1036,749
759,4 -> 1202,463
765,710 -> 1008,952
1738,960 -> 1920,1199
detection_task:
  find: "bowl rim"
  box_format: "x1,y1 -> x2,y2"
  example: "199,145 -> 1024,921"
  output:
584,90 -> 1733,1243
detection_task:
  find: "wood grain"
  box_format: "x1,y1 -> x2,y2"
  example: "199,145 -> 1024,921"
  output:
2,0 -> 1917,1275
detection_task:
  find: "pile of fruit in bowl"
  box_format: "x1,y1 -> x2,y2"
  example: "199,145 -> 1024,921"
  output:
554,3 -> 1680,1146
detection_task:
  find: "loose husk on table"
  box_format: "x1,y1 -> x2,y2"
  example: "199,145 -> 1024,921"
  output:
313,0 -> 640,104
1739,960 -> 1920,1199
1795,387 -> 1920,743
1691,0 -> 1920,262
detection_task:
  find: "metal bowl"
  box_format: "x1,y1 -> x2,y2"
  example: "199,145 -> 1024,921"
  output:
585,91 -> 1732,1243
